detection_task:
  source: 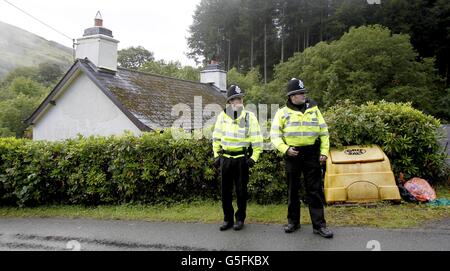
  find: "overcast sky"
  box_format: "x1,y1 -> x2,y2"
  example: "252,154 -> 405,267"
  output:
0,0 -> 202,66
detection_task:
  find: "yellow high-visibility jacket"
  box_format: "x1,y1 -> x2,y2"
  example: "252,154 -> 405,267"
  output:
270,100 -> 329,156
212,108 -> 263,161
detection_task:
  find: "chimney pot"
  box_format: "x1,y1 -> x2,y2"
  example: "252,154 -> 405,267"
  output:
200,60 -> 227,92
76,11 -> 119,72
95,11 -> 103,27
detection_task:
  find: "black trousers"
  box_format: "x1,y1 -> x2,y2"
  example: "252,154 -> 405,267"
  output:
285,144 -> 326,230
220,156 -> 249,223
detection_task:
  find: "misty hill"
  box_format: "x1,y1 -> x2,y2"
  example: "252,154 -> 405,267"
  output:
0,21 -> 72,79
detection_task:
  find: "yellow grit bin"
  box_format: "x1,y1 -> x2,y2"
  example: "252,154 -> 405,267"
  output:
324,145 -> 401,203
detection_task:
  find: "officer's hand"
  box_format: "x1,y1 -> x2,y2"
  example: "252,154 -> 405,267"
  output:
213,157 -> 221,168
246,158 -> 255,168
320,155 -> 327,164
287,147 -> 299,157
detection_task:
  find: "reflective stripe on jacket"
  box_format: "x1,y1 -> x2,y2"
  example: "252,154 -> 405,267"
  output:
212,109 -> 263,161
270,103 -> 329,156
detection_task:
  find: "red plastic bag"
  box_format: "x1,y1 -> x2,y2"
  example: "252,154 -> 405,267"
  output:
403,177 -> 437,202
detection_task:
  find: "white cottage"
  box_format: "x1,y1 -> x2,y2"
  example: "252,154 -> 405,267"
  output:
26,13 -> 227,141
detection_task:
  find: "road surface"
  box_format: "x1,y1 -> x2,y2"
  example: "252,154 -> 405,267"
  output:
0,218 -> 449,251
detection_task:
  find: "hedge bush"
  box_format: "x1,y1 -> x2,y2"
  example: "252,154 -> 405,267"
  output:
325,100 -> 449,183
0,101 -> 448,207
0,132 -> 287,206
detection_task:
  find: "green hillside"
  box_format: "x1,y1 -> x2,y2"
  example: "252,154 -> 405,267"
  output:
0,21 -> 72,79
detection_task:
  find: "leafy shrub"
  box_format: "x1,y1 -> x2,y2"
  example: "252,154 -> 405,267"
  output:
324,100 -> 449,183
1,102 -> 448,207
0,138 -> 64,206
0,132 -> 219,206
248,151 -> 286,204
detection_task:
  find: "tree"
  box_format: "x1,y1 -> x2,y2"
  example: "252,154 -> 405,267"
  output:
0,127 -> 14,137
272,25 -> 448,120
2,66 -> 39,86
227,67 -> 261,92
0,73 -> 48,138
237,0 -> 278,75
187,0 -> 450,85
326,0 -> 450,85
139,60 -> 200,81
36,62 -> 65,86
118,46 -> 155,70
187,0 -> 345,79
187,0 -> 241,68
0,93 -> 44,138
8,76 -> 47,97
1,62 -> 64,87
227,67 -> 284,106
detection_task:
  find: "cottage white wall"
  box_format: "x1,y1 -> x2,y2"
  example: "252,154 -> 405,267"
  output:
33,73 -> 142,141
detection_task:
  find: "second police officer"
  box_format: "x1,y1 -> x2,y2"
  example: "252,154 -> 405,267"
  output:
212,85 -> 263,231
270,78 -> 333,238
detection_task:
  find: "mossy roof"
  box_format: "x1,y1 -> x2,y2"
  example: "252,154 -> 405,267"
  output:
27,59 -> 226,131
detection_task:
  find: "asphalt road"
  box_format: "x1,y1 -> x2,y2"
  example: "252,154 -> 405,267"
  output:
0,218 -> 449,251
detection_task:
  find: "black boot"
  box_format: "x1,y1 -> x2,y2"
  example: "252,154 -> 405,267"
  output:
219,221 -> 234,231
284,223 -> 300,233
313,227 -> 333,238
233,221 -> 244,231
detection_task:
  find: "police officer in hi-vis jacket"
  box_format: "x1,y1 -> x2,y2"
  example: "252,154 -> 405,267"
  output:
270,78 -> 333,238
212,85 -> 263,231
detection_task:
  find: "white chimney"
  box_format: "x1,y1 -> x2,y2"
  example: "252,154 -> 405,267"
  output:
76,11 -> 119,71
200,60 -> 227,92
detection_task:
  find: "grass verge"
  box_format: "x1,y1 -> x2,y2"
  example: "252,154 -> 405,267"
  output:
0,187 -> 448,229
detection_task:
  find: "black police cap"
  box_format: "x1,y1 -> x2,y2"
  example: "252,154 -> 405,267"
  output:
287,78 -> 308,96
226,85 -> 244,102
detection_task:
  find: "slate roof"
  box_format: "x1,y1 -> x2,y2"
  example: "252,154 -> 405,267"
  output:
26,58 -> 227,131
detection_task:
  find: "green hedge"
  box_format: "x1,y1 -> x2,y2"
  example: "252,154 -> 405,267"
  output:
0,101 -> 448,207
0,132 -> 286,207
325,100 -> 449,183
